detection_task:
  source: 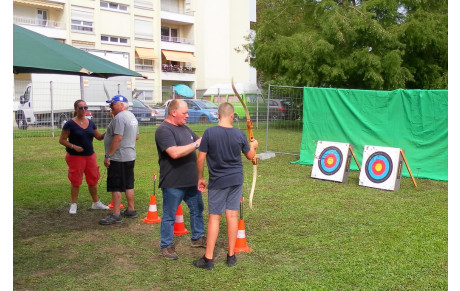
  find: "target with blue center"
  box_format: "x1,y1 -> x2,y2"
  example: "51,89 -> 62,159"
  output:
318,146 -> 343,175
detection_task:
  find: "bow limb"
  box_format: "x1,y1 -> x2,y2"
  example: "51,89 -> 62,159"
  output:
249,163 -> 257,210
232,78 -> 257,209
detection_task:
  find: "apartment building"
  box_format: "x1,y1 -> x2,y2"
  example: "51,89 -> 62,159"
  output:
13,0 -> 256,104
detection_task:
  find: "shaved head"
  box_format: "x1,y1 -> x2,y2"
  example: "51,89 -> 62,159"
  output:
218,102 -> 234,118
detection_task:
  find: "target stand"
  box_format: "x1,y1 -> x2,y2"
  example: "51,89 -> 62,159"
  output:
359,145 -> 404,191
311,141 -> 357,183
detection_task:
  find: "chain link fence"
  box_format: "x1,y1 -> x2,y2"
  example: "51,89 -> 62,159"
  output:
261,85 -> 304,156
13,81 -> 305,159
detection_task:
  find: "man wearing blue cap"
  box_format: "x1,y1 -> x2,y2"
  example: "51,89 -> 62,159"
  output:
99,95 -> 140,225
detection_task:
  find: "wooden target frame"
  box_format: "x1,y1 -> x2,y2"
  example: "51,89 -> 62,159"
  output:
311,141 -> 358,183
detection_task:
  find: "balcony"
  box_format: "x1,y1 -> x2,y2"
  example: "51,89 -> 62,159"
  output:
13,16 -> 67,39
161,6 -> 194,25
161,64 -> 195,82
161,35 -> 195,53
161,35 -> 194,45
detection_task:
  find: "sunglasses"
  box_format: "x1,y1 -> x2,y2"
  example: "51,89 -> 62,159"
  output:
78,106 -> 89,110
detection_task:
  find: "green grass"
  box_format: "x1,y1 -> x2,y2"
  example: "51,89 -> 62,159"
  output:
13,127 -> 447,290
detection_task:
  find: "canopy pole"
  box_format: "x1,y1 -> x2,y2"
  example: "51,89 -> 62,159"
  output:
80,76 -> 85,100
50,81 -> 55,137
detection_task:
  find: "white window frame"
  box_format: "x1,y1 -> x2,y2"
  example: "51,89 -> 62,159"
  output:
71,6 -> 94,33
100,1 -> 129,12
134,17 -> 153,40
37,9 -> 48,27
101,35 -> 129,45
135,58 -> 154,72
134,0 -> 153,10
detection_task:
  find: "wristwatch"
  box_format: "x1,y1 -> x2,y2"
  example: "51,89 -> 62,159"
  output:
105,153 -> 113,158
194,143 -> 199,149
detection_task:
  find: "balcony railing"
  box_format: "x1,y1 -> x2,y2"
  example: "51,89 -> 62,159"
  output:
13,16 -> 66,29
161,5 -> 194,16
162,64 -> 195,73
161,35 -> 194,45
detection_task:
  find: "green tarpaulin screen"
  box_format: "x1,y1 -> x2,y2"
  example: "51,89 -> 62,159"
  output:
294,87 -> 448,181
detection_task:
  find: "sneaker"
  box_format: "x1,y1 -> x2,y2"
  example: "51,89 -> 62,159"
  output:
91,201 -> 110,210
193,256 -> 214,270
227,254 -> 237,267
69,203 -> 77,215
99,214 -> 122,225
121,209 -> 138,218
161,245 -> 178,260
191,236 -> 207,248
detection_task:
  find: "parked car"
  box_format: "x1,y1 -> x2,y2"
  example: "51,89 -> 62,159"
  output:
152,104 -> 166,122
267,99 -> 291,120
131,99 -> 156,125
164,99 -> 219,123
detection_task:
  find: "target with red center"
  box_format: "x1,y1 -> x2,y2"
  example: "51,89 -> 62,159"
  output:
365,152 -> 393,183
311,141 -> 352,183
318,146 -> 343,175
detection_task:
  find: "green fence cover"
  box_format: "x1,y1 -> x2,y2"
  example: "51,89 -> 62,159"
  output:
294,87 -> 448,181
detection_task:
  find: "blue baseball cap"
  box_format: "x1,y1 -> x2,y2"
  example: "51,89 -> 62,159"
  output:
106,95 -> 128,104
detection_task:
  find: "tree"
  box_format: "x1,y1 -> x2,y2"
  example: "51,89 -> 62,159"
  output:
250,0 -> 447,90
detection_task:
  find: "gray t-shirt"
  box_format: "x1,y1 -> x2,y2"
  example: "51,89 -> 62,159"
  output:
104,110 -> 139,162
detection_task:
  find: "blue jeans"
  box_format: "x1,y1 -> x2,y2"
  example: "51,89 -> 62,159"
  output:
160,187 -> 205,249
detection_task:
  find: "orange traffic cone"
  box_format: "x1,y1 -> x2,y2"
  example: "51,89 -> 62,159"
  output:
108,199 -> 124,210
141,195 -> 161,224
173,205 -> 188,236
234,218 -> 253,253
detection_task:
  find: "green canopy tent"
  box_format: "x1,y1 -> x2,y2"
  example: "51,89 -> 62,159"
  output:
13,24 -> 143,78
13,24 -> 144,136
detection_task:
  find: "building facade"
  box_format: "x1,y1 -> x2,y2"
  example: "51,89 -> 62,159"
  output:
13,0 -> 256,104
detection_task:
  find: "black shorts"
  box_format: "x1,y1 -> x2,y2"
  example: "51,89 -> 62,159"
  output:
107,160 -> 135,192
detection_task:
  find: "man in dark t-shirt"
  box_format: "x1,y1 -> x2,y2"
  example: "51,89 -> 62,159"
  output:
193,102 -> 258,270
155,99 -> 206,260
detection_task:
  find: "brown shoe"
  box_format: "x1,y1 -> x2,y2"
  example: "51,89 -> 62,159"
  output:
161,245 -> 178,260
191,236 -> 207,248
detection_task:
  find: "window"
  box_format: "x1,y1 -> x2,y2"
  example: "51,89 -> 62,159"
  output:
227,96 -> 240,103
100,1 -> 128,12
37,9 -> 48,27
136,90 -> 154,101
134,0 -> 153,10
135,58 -> 154,71
161,26 -> 178,42
246,94 -> 264,104
71,6 -> 93,32
135,18 -> 153,40
101,35 -> 129,45
214,96 -> 227,104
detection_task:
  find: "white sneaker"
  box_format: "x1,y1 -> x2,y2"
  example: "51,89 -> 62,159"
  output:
69,203 -> 77,215
92,201 -> 110,210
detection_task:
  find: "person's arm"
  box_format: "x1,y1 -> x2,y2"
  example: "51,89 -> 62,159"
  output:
197,151 -> 207,193
165,137 -> 202,159
104,134 -> 123,167
244,139 -> 259,160
59,129 -> 83,152
93,129 -> 105,141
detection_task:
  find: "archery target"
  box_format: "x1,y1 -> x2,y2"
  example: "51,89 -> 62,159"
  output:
311,141 -> 353,183
359,145 -> 403,191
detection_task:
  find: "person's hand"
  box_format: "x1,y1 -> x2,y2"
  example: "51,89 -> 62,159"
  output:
104,157 -> 110,168
197,178 -> 207,193
250,139 -> 258,149
195,137 -> 202,148
74,145 -> 84,152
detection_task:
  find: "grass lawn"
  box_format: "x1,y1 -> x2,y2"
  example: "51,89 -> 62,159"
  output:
13,126 -> 448,290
